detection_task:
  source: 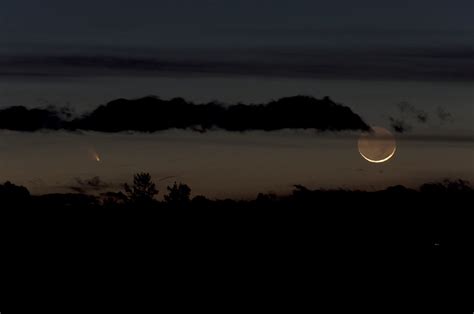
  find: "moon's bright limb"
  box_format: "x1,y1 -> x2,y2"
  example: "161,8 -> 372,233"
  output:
358,127 -> 397,163
359,146 -> 396,163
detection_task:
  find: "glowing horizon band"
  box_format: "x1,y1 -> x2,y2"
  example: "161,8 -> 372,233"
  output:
359,146 -> 396,163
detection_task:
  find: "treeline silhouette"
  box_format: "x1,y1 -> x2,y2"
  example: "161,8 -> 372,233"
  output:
3,173 -> 472,269
1,173 -> 472,210
0,95 -> 370,132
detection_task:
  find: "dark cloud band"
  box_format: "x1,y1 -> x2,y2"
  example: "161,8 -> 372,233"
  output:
0,95 -> 370,133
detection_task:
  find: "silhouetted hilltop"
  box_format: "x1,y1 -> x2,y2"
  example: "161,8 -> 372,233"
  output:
0,181 -> 30,206
0,95 -> 370,132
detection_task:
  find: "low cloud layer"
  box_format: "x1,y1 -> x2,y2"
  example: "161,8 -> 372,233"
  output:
67,176 -> 112,194
0,95 -> 370,132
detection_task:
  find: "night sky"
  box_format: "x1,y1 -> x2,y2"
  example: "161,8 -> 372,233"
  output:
2,0 -> 474,48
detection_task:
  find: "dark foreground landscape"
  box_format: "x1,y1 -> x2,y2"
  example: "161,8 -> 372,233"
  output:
2,175 -> 472,307
2,174 -> 472,251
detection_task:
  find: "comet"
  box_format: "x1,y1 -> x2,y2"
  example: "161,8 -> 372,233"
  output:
89,148 -> 102,163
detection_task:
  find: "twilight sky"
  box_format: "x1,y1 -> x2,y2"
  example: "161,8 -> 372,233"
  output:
0,0 -> 473,196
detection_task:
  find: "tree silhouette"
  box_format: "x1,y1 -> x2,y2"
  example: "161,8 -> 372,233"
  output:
420,179 -> 472,193
0,177 -> 473,212
164,182 -> 191,207
124,173 -> 158,205
101,191 -> 128,208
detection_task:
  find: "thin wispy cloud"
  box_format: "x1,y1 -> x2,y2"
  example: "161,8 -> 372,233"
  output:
388,101 -> 455,134
67,176 -> 112,194
1,46 -> 473,81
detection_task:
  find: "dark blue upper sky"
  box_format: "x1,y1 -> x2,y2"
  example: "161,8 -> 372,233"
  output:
2,0 -> 473,51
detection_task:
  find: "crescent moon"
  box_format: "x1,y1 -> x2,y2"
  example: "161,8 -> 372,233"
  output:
359,146 -> 396,163
358,126 -> 397,163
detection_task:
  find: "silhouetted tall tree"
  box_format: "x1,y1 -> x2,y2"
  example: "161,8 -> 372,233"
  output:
164,182 -> 191,207
124,173 -> 158,205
